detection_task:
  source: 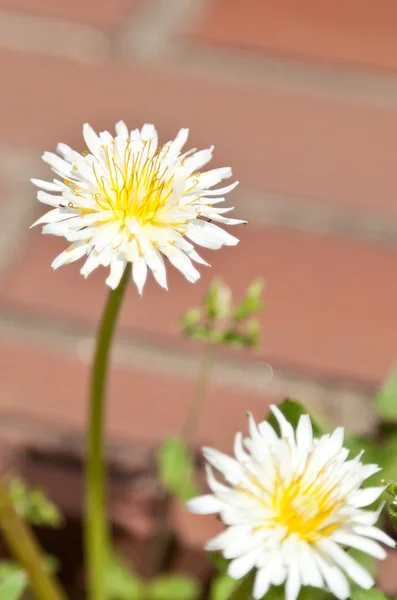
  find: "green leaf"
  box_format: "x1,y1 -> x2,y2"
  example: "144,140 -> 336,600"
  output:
228,572 -> 255,600
0,571 -> 27,600
376,367 -> 397,421
157,438 -> 199,503
104,553 -> 144,600
8,478 -> 63,528
234,280 -> 264,322
351,589 -> 388,600
266,399 -> 323,437
205,279 -> 232,321
210,573 -> 238,600
180,309 -> 201,330
377,433 -> 397,485
208,552 -> 229,573
149,575 -> 200,600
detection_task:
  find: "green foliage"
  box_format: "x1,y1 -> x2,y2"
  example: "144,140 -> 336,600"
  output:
104,552 -> 200,600
266,399 -> 323,437
375,367 -> 397,421
0,569 -> 27,600
350,590 -> 388,600
8,478 -> 63,528
149,575 -> 200,600
210,573 -> 238,600
104,553 -> 144,599
233,280 -> 264,322
180,278 -> 264,349
157,438 -> 199,503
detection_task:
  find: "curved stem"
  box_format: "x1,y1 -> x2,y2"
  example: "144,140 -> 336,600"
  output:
182,344 -> 216,446
0,477 -> 68,600
85,268 -> 130,600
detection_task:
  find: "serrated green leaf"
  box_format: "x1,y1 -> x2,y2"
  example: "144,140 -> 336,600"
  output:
149,575 -> 200,600
104,553 -> 144,600
157,438 -> 199,503
266,399 -> 323,437
351,589 -> 388,600
0,570 -> 27,600
376,367 -> 397,421
210,573 -> 238,600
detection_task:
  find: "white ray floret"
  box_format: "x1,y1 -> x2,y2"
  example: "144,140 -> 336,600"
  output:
31,122 -> 245,294
187,406 -> 395,600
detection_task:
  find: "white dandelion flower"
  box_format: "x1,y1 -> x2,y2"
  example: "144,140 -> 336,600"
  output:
31,122 -> 245,294
187,406 -> 395,600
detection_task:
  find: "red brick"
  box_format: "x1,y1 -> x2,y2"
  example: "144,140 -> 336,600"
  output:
192,0 -> 397,73
2,225 -> 397,385
0,339 -> 274,451
0,0 -> 138,30
1,51 -> 397,216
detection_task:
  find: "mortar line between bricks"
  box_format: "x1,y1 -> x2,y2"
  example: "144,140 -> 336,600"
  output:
0,307 -> 377,434
116,0 -> 397,110
2,7 -> 397,109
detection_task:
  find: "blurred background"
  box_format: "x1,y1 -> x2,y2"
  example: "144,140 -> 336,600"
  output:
1,0 -> 397,590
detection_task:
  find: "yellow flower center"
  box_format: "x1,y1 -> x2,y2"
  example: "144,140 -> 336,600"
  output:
272,476 -> 342,542
91,140 -> 174,226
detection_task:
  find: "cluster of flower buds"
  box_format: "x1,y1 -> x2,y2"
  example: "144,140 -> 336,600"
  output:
180,278 -> 264,348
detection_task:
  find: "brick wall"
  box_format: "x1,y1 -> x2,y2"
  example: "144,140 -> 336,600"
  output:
0,0 -> 396,473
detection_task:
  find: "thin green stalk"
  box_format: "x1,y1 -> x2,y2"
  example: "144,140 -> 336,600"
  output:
182,344 -> 216,446
0,476 -> 68,600
149,344 -> 216,576
85,268 -> 130,600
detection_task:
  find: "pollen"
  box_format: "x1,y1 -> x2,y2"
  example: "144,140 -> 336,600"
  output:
91,141 -> 175,227
272,474 -> 341,542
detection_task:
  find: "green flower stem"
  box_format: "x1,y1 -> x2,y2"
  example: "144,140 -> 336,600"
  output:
0,476 -> 68,600
182,344 -> 216,446
85,268 -> 130,600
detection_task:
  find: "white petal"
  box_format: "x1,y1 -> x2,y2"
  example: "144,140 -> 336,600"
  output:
348,487 -> 384,508
253,566 -> 272,599
115,121 -> 129,139
187,220 -> 239,249
194,181 -> 239,197
42,152 -> 73,178
331,531 -> 386,559
314,554 -> 350,600
163,247 -> 200,283
186,494 -> 224,514
184,147 -> 213,175
132,259 -> 148,296
193,167 -> 232,191
352,525 -> 395,547
51,241 -> 88,270
270,405 -> 296,450
80,252 -> 101,278
285,559 -> 301,600
31,178 -> 62,192
106,257 -> 127,289
31,207 -> 76,228
170,128 -> 189,155
203,447 -> 244,485
228,549 -> 259,580
82,123 -> 102,157
37,190 -> 63,207
318,539 -> 374,589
